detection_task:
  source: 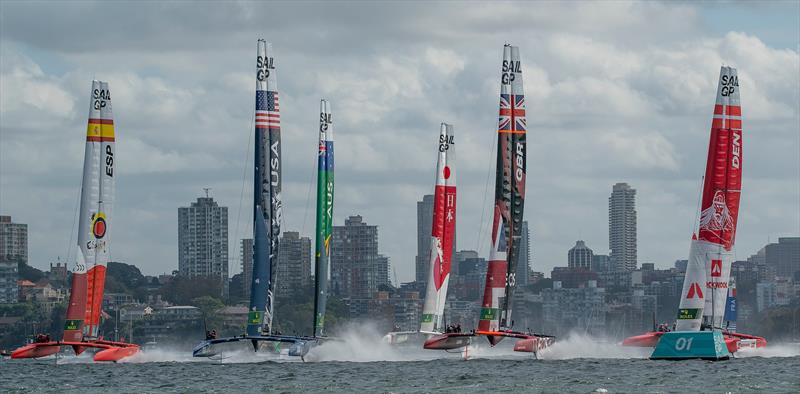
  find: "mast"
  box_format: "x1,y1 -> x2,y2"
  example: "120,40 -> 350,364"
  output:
64,80 -> 115,342
313,99 -> 334,337
248,39 -> 281,336
420,123 -> 456,334
478,45 -> 526,341
675,66 -> 742,331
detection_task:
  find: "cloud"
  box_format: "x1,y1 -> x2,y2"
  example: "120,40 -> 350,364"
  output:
0,1 -> 797,285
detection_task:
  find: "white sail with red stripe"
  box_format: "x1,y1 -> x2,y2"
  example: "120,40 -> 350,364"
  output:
64,80 -> 115,341
420,123 -> 456,334
676,66 -> 742,331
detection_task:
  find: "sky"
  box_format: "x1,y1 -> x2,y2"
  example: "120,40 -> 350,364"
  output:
1,1 -> 798,283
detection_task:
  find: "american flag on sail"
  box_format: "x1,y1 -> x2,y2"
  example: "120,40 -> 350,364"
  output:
498,94 -> 526,133
256,91 -> 280,129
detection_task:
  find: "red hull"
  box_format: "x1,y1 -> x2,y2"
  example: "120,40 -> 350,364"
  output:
622,330 -> 766,352
621,331 -> 663,347
423,333 -> 474,350
11,343 -> 61,359
10,340 -> 139,362
513,335 -> 556,353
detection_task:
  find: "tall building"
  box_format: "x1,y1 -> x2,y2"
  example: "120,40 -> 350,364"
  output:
240,238 -> 254,300
516,221 -> 531,286
0,215 -> 26,304
415,194 -> 457,283
276,231 -> 313,297
0,215 -> 28,265
609,183 -> 637,271
415,195 -> 434,283
568,240 -> 594,269
591,254 -> 612,272
177,196 -> 229,296
331,215 -> 390,299
760,237 -> 800,278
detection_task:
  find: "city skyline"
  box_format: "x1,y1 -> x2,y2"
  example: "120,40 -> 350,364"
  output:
1,2 -> 799,283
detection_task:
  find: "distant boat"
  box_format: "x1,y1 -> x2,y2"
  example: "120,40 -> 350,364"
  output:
423,45 -> 554,356
12,81 -> 139,362
623,66 -> 765,357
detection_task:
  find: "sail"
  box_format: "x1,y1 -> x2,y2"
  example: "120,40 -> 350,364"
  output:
675,66 -> 742,331
420,123 -> 456,333
64,81 -> 115,342
248,39 -> 282,336
478,44 -> 526,337
313,99 -> 334,337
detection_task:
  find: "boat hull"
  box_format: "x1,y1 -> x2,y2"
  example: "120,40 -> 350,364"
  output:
513,335 -> 556,353
11,343 -> 61,359
650,331 -> 731,360
423,333 -> 474,350
11,340 -> 139,362
622,330 -> 766,352
192,334 -> 316,358
621,331 -> 664,347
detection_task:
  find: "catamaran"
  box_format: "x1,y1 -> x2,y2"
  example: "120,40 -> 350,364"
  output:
12,81 -> 139,362
423,45 -> 554,356
194,41 -> 332,359
313,99 -> 334,338
621,66 -> 765,360
193,39 -> 308,358
384,123 -> 459,347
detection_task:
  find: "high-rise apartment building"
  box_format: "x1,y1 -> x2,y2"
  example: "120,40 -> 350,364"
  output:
609,183 -> 637,271
276,231 -> 313,297
0,215 -> 26,304
761,237 -> 799,278
0,215 -> 27,265
240,238 -> 254,300
568,240 -> 594,269
178,196 -> 229,296
331,215 -> 389,299
415,195 -> 434,283
415,194 -> 457,283
517,221 -> 531,286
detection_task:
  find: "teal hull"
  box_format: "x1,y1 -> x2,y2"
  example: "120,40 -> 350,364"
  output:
650,331 -> 731,360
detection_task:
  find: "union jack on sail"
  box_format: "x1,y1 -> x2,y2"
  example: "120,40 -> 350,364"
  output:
498,94 -> 526,133
256,91 -> 280,129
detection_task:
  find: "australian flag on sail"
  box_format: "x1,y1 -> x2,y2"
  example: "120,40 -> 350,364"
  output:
256,91 -> 280,129
498,94 -> 526,133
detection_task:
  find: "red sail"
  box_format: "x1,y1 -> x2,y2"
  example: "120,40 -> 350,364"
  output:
697,67 -> 742,251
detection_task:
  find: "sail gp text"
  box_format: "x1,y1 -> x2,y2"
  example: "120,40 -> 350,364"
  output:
93,89 -> 110,110
257,56 -> 275,81
720,74 -> 738,97
501,60 -> 521,84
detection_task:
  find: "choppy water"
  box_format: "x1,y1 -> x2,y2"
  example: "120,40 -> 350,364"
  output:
2,333 -> 799,393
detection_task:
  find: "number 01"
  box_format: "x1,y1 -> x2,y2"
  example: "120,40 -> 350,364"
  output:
675,337 -> 693,351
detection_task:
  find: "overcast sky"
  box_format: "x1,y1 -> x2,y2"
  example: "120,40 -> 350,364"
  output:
1,1 -> 798,283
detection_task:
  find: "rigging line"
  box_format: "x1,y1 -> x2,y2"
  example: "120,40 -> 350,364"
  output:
300,139 -> 317,237
234,111 -> 255,274
476,126 -> 497,255
692,175 -> 704,236
65,173 -> 83,265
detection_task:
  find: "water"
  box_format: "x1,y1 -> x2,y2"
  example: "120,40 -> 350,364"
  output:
2,334 -> 799,393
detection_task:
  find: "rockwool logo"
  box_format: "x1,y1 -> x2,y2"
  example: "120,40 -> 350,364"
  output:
711,259 -> 722,277
687,283 -> 704,299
